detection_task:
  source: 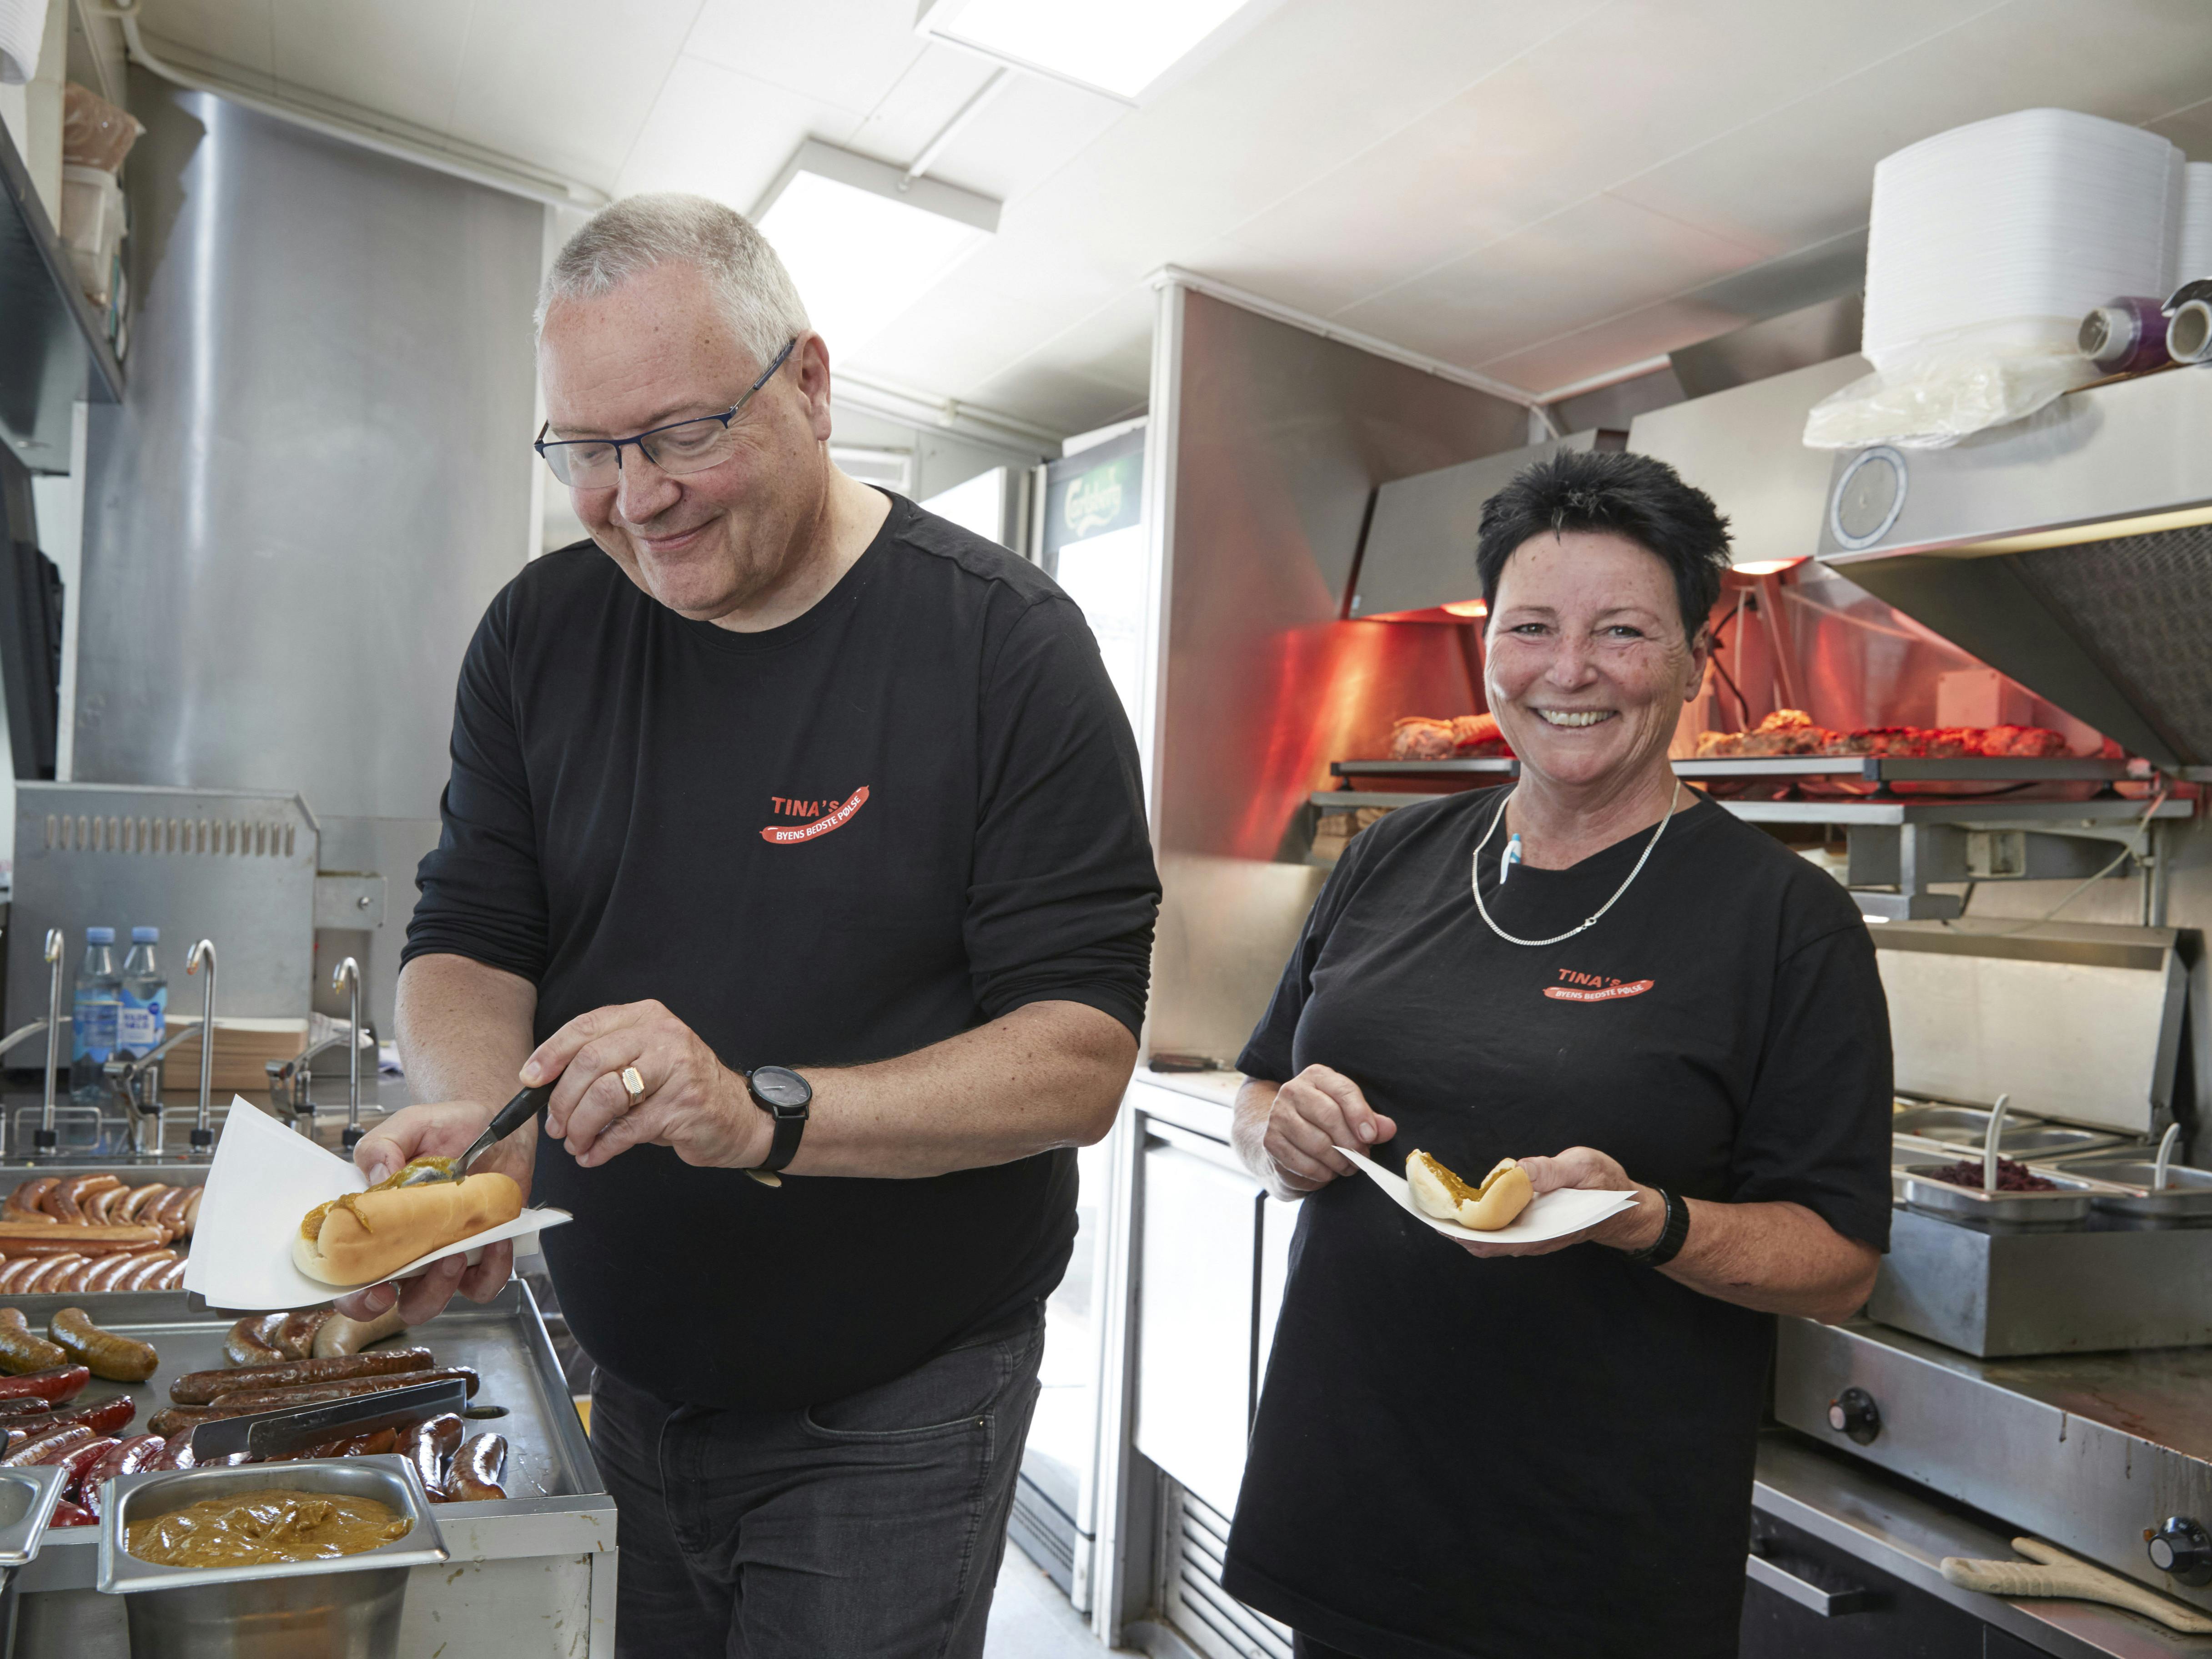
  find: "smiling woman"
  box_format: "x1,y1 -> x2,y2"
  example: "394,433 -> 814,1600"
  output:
1222,449 -> 1895,1659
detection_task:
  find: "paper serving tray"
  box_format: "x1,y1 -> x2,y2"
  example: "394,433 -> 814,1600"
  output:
183,1097 -> 570,1311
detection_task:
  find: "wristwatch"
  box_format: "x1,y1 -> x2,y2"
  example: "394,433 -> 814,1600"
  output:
744,1066 -> 811,1183
1624,1187 -> 1690,1267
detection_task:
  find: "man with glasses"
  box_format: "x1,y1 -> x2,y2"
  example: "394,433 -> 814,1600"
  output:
339,193 -> 1159,1659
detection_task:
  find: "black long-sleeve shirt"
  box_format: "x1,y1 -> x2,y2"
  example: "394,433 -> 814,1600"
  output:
405,494 -> 1160,1408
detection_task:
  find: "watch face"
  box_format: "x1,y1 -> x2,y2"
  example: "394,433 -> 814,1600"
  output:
750,1066 -> 811,1112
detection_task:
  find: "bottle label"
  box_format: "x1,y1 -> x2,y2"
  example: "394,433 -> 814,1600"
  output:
73,996 -> 118,1061
119,1001 -> 164,1053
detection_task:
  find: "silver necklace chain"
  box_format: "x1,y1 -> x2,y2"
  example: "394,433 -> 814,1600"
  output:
1469,780 -> 1683,948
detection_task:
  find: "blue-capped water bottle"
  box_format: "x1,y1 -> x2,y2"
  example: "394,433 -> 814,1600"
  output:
70,926 -> 121,1104
119,926 -> 167,1059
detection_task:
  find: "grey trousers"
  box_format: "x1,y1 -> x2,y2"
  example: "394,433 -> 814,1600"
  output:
590,1301 -> 1046,1659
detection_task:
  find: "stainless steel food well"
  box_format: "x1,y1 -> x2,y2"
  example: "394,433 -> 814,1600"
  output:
96,1456 -> 447,1659
2057,1153 -> 2212,1227
0,1465 -> 69,1659
1890,1101 -> 2127,1161
1898,1164 -> 2099,1229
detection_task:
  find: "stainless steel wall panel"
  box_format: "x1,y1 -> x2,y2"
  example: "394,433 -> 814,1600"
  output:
72,73 -> 541,821
1148,290 -> 1525,1063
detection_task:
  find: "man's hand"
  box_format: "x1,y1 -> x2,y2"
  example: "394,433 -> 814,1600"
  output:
1455,1146 -> 1659,1260
528,1000 -> 769,1171
333,1101 -> 528,1326
1232,1067 -> 1398,1203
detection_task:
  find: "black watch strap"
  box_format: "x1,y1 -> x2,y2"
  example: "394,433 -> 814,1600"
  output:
1625,1188 -> 1690,1266
746,1066 -> 811,1175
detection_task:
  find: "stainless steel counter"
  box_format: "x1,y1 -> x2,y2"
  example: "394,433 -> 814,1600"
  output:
5,1282 -> 614,1657
1756,1430 -> 2212,1657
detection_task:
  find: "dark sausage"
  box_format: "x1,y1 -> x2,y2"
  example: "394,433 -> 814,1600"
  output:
4,1423 -> 91,1467
79,1434 -> 164,1518
45,1499 -> 94,1528
171,1348 -> 434,1404
225,1314 -> 285,1367
0,1367 -> 88,1406
401,1413 -> 463,1496
50,1309 -> 158,1382
282,1425 -> 401,1462
206,1366 -> 479,1411
445,1432 -> 508,1502
146,1405 -> 215,1439
271,1311 -> 332,1360
52,1435 -> 117,1499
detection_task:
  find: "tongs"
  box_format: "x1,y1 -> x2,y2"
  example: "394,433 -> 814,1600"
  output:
392,1082 -> 551,1187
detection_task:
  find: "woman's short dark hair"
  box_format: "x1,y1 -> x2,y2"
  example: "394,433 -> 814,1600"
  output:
1475,449 -> 1733,639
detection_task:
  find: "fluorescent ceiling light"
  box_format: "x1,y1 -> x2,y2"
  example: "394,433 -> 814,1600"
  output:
754,141 -> 998,357
918,0 -> 1258,101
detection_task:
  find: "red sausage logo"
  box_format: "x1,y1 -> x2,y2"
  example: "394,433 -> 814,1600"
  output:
760,786 -> 870,845
1542,970 -> 1654,1003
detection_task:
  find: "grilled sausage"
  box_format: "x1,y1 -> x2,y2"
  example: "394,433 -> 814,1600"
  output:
118,1256 -> 173,1292
52,1434 -> 118,1500
150,1188 -> 192,1231
181,1189 -> 203,1234
0,1367 -> 88,1406
156,1368 -> 481,1428
401,1413 -> 464,1496
82,1256 -> 136,1294
3,1423 -> 91,1467
225,1314 -> 286,1367
154,1261 -> 186,1291
0,1264 -> 33,1295
445,1432 -> 508,1502
115,1185 -> 164,1223
4,1180 -> 56,1219
42,1182 -> 81,1224
0,1318 -> 68,1376
18,1257 -> 84,1294
271,1310 -> 332,1360
59,1177 -> 121,1221
311,1305 -> 408,1357
50,1309 -> 158,1382
0,1222 -> 162,1252
171,1348 -> 434,1404
45,1499 -> 94,1528
79,1433 -> 165,1517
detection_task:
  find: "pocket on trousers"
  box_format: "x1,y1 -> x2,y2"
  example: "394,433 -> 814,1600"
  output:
802,1310 -> 1043,1442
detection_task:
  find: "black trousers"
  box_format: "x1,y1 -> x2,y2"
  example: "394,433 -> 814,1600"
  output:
590,1302 -> 1046,1659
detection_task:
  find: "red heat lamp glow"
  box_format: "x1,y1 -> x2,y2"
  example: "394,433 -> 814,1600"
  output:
1351,600 -> 1486,623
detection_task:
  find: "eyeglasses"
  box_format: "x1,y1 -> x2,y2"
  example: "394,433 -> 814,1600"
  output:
533,338 -> 798,489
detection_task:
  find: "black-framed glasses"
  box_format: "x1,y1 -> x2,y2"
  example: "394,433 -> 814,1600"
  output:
533,338 -> 798,489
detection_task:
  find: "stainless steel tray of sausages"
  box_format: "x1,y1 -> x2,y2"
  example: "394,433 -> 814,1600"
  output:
0,1166 -> 206,1296
4,1282 -> 615,1659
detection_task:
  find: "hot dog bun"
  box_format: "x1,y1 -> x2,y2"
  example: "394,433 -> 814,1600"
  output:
1405,1150 -> 1533,1231
293,1174 -> 523,1287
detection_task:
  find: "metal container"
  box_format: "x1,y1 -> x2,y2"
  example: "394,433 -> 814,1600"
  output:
1890,1101 -> 2128,1161
96,1457 -> 446,1659
2069,1157 -> 2212,1226
1898,1164 -> 2098,1229
0,1466 -> 69,1659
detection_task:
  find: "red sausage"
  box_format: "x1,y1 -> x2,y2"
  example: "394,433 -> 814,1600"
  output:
79,1434 -> 164,1518
45,1499 -> 94,1528
0,1367 -> 88,1406
5,1423 -> 91,1467
53,1436 -> 117,1501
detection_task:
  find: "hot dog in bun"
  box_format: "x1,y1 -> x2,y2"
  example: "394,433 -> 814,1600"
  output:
1405,1150 -> 1533,1231
294,1167 -> 523,1287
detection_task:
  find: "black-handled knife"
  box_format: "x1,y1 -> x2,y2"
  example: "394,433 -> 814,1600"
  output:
395,1081 -> 552,1186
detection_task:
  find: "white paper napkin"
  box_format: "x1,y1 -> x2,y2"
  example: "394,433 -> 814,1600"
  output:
182,1096 -> 571,1311
1334,1146 -> 1639,1245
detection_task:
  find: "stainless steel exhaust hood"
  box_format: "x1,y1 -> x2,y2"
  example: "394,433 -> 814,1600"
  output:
1816,367 -> 2212,770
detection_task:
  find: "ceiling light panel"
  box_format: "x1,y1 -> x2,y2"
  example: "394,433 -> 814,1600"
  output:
917,0 -> 1257,101
754,141 -> 999,357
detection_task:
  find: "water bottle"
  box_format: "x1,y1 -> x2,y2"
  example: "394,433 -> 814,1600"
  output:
69,926 -> 121,1104
119,926 -> 167,1059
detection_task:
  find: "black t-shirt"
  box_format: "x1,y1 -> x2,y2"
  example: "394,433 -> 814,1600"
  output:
1222,788 -> 1892,1659
403,494 -> 1160,1410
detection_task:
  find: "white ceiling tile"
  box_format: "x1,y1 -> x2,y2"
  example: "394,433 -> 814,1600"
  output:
1333,192 -> 1767,366
907,71 -> 1131,206
139,0 -> 277,79
615,54 -> 860,211
1477,297 -> 1748,394
268,0 -> 472,135
682,0 -> 925,118
1613,0 -> 2212,254
839,46 -> 1016,171
446,0 -> 703,190
2146,98 -> 2212,161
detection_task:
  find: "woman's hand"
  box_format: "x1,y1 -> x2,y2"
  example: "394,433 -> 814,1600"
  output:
1232,1068 -> 1398,1202
1455,1146 -> 1661,1259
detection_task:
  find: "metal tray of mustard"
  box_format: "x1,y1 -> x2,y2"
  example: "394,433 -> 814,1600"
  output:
7,1280 -> 614,1659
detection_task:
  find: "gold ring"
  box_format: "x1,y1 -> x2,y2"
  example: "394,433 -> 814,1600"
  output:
620,1066 -> 646,1107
